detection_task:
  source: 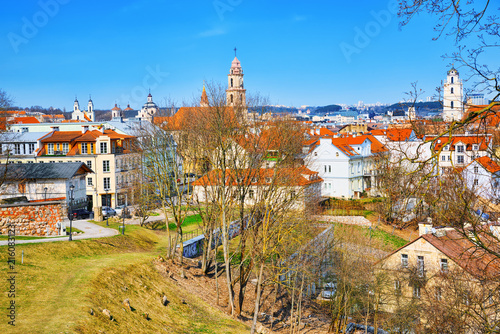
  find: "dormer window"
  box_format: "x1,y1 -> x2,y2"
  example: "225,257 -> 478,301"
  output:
457,145 -> 464,153
473,145 -> 478,151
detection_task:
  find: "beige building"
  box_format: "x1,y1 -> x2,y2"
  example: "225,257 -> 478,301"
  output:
377,221 -> 500,329
0,126 -> 140,210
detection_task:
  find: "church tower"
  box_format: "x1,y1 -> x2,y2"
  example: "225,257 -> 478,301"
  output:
87,97 -> 94,121
226,50 -> 246,107
73,97 -> 80,112
442,67 -> 464,122
111,104 -> 122,119
200,83 -> 209,107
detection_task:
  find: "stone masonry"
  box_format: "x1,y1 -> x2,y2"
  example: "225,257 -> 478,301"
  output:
0,201 -> 67,236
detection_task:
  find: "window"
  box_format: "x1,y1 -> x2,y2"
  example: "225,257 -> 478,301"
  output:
103,160 -> 110,172
103,177 -> 110,190
47,143 -> 54,155
473,179 -> 479,186
457,155 -> 464,164
249,190 -> 254,199
28,143 -> 35,154
394,280 -> 401,295
435,287 -> 442,301
87,177 -> 93,186
451,101 -> 454,109
81,143 -> 88,154
448,155 -> 451,161
336,152 -> 339,157
413,286 -> 421,298
401,254 -> 408,268
324,165 -> 327,173
314,152 -> 317,156
451,87 -> 454,94
451,77 -> 454,83
417,256 -> 425,276
14,144 -> 21,155
100,142 -> 108,154
457,145 -> 464,153
474,166 -> 479,173
62,143 -> 69,154
231,78 -> 233,87
329,165 -> 331,173
21,127 -> 28,133
86,160 -> 92,170
440,258 -> 448,273
473,144 -> 479,151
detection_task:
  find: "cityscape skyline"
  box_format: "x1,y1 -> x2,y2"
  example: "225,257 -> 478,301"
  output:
1,0 -> 497,110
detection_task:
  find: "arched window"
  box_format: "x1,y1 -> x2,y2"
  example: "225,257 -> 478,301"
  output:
230,94 -> 233,103
231,78 -> 233,87
451,87 -> 454,94
451,101 -> 454,109
451,77 -> 454,84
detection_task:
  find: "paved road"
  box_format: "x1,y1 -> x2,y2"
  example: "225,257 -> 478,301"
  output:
0,219 -> 118,246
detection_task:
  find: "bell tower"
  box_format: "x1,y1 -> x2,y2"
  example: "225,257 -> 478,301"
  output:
87,96 -> 94,121
226,48 -> 246,107
443,67 -> 463,122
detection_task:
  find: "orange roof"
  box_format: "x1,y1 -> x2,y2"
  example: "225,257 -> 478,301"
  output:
385,128 -> 413,141
193,166 -> 322,187
431,135 -> 490,152
475,156 -> 500,174
10,116 -> 40,124
463,104 -> 500,126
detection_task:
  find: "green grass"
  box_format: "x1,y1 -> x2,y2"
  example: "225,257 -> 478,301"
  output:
333,223 -> 407,251
0,224 -> 248,333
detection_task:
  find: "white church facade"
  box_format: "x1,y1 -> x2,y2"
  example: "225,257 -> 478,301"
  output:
72,97 -> 95,122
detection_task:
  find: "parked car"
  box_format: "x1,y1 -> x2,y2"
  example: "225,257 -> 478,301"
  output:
102,206 -> 116,217
115,205 -> 131,218
69,208 -> 91,220
320,282 -> 337,299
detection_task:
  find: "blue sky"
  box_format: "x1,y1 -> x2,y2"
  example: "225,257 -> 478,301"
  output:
0,0 -> 496,110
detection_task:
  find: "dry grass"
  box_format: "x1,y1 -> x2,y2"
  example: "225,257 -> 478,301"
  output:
0,226 -> 247,333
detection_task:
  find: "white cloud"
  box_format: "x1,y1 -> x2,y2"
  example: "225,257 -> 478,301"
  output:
198,28 -> 226,38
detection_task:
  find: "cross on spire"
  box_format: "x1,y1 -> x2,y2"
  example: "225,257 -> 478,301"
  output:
234,47 -> 237,57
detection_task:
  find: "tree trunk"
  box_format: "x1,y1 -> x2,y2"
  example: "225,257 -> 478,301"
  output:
250,262 -> 264,334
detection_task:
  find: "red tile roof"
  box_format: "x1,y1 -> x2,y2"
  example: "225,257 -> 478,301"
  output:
475,156 -> 500,174
193,166 -> 322,187
430,135 -> 491,152
10,116 -> 40,124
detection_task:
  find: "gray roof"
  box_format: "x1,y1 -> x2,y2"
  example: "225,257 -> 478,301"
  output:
0,162 -> 92,180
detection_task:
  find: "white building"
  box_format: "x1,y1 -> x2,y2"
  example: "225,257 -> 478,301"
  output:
442,67 -> 464,122
463,156 -> 500,202
72,97 -> 95,122
306,134 -> 387,198
136,93 -> 159,121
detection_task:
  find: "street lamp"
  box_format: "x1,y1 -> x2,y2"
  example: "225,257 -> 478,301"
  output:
104,188 -> 109,226
68,185 -> 75,241
121,205 -> 126,235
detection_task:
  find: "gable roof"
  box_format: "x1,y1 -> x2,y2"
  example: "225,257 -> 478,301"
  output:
0,162 -> 93,180
379,228 -> 500,280
475,156 -> 500,174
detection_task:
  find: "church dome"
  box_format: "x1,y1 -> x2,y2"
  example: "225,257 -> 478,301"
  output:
111,103 -> 121,111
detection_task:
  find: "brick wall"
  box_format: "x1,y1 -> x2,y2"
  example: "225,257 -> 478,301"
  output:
0,201 -> 67,236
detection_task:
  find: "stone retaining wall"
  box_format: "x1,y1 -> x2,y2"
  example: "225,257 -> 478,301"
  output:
0,201 -> 67,236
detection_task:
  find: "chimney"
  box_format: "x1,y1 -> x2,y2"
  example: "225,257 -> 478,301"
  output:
418,218 -> 433,236
82,125 -> 89,134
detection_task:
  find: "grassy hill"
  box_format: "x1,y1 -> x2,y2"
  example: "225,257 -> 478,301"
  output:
0,222 -> 248,333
